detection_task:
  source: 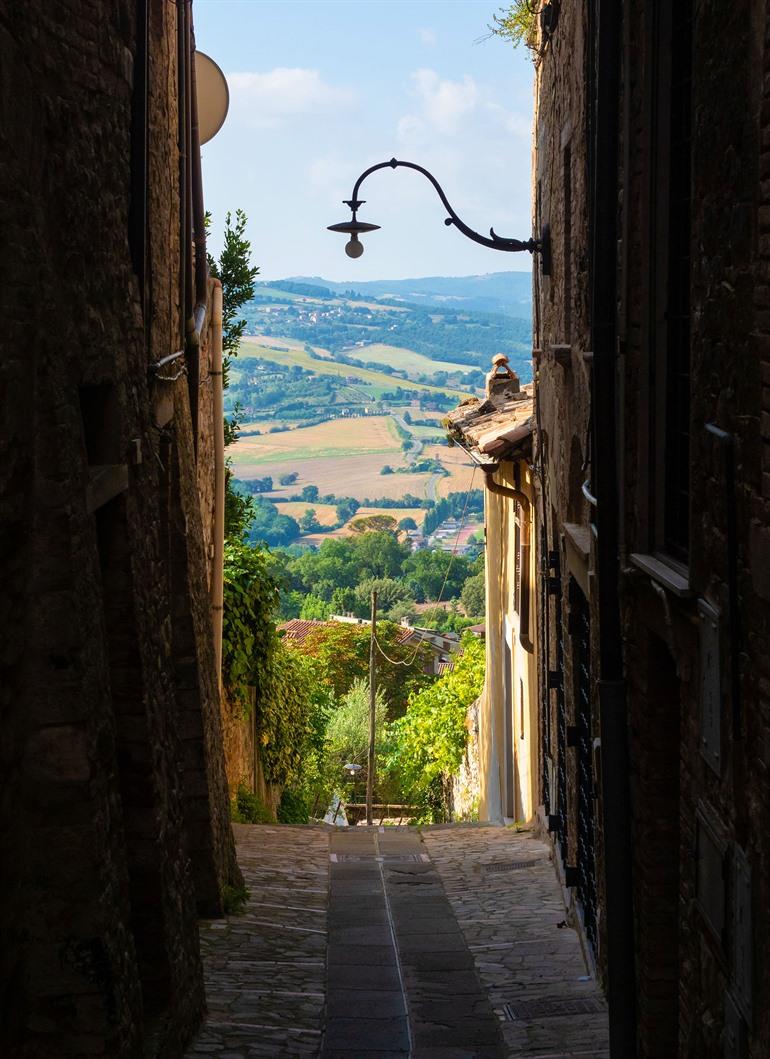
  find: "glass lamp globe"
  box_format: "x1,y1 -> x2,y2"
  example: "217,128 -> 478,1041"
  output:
345,235 -> 364,258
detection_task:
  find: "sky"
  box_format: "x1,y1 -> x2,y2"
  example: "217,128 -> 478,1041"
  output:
194,0 -> 535,282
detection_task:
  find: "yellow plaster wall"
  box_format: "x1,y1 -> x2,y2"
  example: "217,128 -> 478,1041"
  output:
478,461 -> 539,824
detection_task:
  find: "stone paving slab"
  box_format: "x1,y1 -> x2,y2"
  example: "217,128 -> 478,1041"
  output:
421,826 -> 609,1058
186,821 -> 609,1059
185,824 -> 330,1059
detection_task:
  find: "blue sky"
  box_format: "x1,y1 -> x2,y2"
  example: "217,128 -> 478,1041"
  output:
194,1 -> 534,281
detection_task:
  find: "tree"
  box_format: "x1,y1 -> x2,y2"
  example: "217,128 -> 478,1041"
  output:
224,472 -> 256,540
246,497 -> 300,548
208,208 -> 260,531
299,594 -> 331,621
301,484 -> 320,503
287,620 -> 430,713
404,548 -> 472,601
208,208 -> 260,365
330,586 -> 356,615
299,508 -> 321,533
335,497 -> 359,524
349,530 -> 410,579
325,679 -> 388,771
353,577 -> 410,615
380,465 -> 394,475
349,515 -> 400,537
398,517 -> 418,531
280,472 -> 299,486
461,571 -> 486,617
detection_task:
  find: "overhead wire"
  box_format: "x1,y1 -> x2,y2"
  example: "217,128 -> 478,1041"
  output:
372,465 -> 478,668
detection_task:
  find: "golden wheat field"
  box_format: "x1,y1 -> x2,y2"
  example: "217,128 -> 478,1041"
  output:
232,415 -> 401,467
424,443 -> 478,498
241,455 -> 435,503
276,502 -> 340,526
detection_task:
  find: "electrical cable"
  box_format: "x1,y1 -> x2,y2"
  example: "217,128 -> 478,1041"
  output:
372,466 -> 477,668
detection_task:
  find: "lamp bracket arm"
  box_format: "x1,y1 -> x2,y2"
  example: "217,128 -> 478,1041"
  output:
347,158 -> 539,254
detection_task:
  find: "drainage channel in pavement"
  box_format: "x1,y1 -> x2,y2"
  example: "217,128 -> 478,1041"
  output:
321,827 -> 506,1059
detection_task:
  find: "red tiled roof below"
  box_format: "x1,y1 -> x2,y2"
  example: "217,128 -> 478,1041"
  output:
277,619 -> 329,643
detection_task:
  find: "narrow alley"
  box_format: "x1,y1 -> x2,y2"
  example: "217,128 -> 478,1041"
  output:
186,824 -> 609,1058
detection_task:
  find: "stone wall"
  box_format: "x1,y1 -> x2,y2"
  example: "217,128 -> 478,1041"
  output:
534,0 -> 770,1053
619,1 -> 769,1054
532,0 -> 603,975
0,2 -> 239,1054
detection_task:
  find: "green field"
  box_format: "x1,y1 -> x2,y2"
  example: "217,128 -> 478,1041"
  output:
237,337 -> 469,399
345,342 -> 477,378
254,287 -> 408,314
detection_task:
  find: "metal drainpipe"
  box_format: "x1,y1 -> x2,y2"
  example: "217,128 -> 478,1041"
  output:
589,0 -> 637,1054
190,24 -> 209,308
182,2 -> 199,456
177,0 -> 187,355
211,281 -> 225,689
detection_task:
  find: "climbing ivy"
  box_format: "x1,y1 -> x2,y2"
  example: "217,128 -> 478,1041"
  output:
222,539 -> 279,711
222,538 -> 329,790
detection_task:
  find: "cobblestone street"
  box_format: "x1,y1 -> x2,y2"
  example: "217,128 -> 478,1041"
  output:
185,823 -> 608,1058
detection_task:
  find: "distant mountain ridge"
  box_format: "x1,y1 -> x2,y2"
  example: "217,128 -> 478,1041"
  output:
281,271 -> 532,319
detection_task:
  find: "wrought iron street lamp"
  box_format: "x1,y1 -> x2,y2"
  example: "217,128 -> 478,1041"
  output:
328,157 -> 551,273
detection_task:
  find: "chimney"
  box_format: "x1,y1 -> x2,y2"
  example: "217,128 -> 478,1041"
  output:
485,353 -> 521,402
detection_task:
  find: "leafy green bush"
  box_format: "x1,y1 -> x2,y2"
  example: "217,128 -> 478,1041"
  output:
326,679 -> 388,768
230,784 -> 274,824
277,788 -> 310,824
385,633 -> 485,821
223,538 -> 332,792
221,883 -> 250,915
222,539 -> 280,711
489,2 -> 539,51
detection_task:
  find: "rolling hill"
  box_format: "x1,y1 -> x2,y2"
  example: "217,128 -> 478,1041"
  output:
284,270 -> 533,318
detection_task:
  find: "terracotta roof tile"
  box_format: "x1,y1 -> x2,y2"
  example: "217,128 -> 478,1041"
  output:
277,619 -> 328,643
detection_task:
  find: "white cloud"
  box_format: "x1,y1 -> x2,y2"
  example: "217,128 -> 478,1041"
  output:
397,68 -> 530,143
406,68 -> 480,135
484,101 -> 531,138
227,68 -> 354,128
418,27 -> 437,46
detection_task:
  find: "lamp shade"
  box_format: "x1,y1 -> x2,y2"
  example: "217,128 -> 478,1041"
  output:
327,220 -> 381,235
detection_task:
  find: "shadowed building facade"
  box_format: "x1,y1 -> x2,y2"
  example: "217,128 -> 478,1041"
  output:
0,1 -> 240,1054
532,1 -> 770,1056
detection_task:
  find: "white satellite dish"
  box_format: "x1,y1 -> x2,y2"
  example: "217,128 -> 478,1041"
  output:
195,51 -> 229,144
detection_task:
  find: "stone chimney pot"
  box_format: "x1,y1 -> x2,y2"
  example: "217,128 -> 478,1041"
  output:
486,353 -> 521,400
